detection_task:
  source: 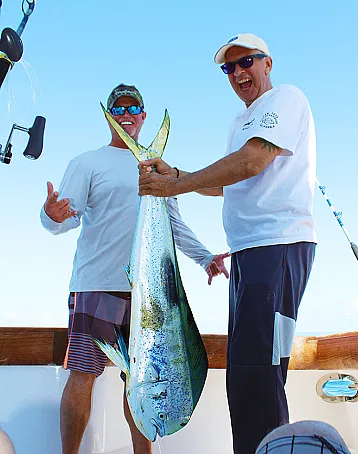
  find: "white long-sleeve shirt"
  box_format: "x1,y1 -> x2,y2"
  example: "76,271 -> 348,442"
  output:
41,146 -> 214,292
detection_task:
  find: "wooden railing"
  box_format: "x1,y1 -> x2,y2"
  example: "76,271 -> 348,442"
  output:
1,328 -> 358,370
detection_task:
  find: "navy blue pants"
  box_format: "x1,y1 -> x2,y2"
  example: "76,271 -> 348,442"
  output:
227,242 -> 316,454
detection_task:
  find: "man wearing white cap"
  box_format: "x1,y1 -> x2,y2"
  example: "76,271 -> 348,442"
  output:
138,34 -> 317,453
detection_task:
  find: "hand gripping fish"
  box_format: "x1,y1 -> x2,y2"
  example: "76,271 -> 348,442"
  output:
95,104 -> 208,442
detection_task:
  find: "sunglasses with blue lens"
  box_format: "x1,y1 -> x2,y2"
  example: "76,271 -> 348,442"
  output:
220,53 -> 267,74
110,105 -> 143,116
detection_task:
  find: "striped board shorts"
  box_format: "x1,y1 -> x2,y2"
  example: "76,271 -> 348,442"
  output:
63,291 -> 131,377
256,435 -> 351,453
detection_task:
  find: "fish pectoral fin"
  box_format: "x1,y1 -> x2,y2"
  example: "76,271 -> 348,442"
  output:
94,336 -> 130,375
140,395 -> 146,413
148,110 -> 170,159
148,363 -> 160,382
114,326 -> 130,366
100,102 -> 149,161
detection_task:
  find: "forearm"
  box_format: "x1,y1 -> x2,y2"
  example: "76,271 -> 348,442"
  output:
168,198 -> 214,269
173,151 -> 254,195
173,138 -> 279,195
139,138 -> 280,198
175,169 -> 223,196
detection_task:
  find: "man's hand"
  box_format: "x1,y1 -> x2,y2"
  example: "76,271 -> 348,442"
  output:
44,181 -> 77,223
206,252 -> 231,285
139,171 -> 178,197
138,158 -> 179,197
138,158 -> 177,178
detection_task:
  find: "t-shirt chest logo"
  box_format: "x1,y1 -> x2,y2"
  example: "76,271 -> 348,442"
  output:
242,118 -> 255,130
260,112 -> 278,128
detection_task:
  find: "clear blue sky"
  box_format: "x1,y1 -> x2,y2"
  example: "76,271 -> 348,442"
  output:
0,0 -> 357,334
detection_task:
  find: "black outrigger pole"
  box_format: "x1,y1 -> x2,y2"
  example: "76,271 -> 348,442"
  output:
0,0 -> 46,164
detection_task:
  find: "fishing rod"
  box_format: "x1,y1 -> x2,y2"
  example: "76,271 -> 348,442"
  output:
316,178 -> 358,261
0,0 -> 35,88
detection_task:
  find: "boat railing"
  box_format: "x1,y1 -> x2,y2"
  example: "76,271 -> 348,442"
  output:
1,328 -> 358,370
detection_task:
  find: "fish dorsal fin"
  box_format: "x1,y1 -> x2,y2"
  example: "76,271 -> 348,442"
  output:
147,109 -> 170,159
171,244 -> 208,407
100,102 -> 149,162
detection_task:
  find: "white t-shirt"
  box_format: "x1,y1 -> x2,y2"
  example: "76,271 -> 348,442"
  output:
41,146 -> 214,292
222,84 -> 317,253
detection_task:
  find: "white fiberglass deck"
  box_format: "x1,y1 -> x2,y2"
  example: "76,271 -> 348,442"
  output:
0,367 -> 357,454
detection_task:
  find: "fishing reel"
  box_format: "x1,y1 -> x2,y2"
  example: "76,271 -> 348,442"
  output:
0,27 -> 23,86
0,115 -> 46,164
0,0 -> 35,88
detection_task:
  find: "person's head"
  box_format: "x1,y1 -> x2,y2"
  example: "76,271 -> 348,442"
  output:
0,429 -> 15,454
214,33 -> 273,108
106,84 -> 147,147
255,420 -> 351,453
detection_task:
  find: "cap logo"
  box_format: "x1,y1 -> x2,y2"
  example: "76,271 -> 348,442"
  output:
107,84 -> 144,110
227,36 -> 238,44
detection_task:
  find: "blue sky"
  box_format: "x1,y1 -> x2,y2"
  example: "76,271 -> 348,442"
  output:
0,0 -> 357,334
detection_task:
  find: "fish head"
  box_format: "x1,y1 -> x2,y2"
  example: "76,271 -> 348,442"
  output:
128,380 -> 192,440
129,380 -> 169,441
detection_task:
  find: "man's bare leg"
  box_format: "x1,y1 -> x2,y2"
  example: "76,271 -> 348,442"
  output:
60,370 -> 96,454
123,389 -> 152,454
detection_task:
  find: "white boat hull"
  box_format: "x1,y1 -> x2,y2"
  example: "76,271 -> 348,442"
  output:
0,366 -> 357,453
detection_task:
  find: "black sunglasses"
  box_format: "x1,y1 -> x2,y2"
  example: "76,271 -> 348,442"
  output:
220,53 -> 267,74
110,105 -> 143,116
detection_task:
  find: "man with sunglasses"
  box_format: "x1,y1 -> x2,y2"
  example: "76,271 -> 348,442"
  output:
138,34 -> 317,453
40,83 -> 229,454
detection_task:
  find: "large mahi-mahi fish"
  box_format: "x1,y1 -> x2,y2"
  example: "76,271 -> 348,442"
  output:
95,104 -> 208,441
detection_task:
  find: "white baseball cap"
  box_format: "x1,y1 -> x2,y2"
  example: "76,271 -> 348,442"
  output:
214,33 -> 270,64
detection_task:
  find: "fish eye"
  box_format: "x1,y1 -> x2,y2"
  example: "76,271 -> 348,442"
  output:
158,412 -> 166,420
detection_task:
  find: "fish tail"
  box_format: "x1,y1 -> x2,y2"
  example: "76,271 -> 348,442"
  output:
147,110 -> 170,158
100,102 -> 148,161
101,102 -> 170,161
